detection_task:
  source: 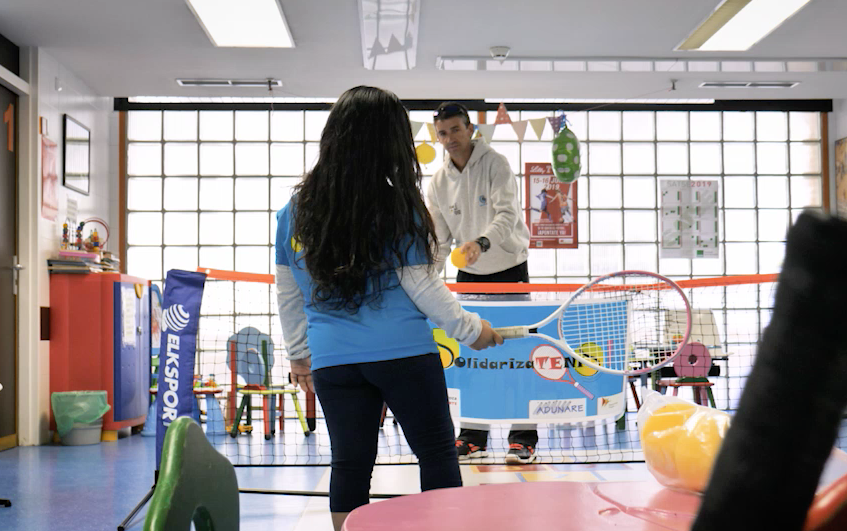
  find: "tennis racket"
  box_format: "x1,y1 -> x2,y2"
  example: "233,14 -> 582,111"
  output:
494,270 -> 692,376
530,344 -> 594,399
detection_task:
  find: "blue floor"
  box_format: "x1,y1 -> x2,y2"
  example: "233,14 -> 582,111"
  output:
2,411 -> 847,531
0,434 -> 326,531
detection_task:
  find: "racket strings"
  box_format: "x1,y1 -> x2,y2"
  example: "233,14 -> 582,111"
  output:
559,274 -> 690,373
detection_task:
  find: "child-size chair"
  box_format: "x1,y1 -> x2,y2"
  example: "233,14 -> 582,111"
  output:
226,327 -> 310,438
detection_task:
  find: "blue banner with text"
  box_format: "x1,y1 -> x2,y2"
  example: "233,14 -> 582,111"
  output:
155,269 -> 206,469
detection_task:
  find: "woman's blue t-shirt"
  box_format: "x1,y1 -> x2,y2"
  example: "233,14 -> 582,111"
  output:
275,202 -> 437,370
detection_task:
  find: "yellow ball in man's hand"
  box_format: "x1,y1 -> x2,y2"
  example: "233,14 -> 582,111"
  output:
450,247 -> 468,269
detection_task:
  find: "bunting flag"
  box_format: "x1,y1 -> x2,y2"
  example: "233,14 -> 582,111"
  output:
410,117 -> 551,142
385,34 -> 405,54
511,120 -> 528,143
494,102 -> 512,125
529,118 -> 547,139
476,124 -> 496,144
410,120 -> 424,139
548,115 -> 565,135
426,122 -> 437,142
368,36 -> 385,59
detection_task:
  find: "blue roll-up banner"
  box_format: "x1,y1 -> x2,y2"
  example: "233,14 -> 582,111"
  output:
155,269 -> 206,469
439,297 -> 628,424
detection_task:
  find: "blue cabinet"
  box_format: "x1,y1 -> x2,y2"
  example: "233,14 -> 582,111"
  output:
112,282 -> 150,422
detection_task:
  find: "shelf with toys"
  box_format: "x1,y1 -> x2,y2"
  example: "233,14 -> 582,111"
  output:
50,217 -> 119,273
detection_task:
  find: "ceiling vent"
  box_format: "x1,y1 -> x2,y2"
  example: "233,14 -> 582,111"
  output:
176,79 -> 283,88
699,81 -> 799,89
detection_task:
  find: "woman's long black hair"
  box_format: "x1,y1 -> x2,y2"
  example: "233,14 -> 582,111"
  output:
292,86 -> 436,312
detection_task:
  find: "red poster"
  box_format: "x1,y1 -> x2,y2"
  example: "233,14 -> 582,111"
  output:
525,162 -> 578,249
41,136 -> 59,221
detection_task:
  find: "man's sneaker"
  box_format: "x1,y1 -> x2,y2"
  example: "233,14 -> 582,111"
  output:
505,443 -> 536,464
455,438 -> 487,459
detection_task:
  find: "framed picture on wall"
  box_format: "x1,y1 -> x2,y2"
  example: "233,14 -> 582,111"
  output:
62,114 -> 90,195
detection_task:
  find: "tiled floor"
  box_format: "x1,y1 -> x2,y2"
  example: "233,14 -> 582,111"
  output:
0,423 -> 655,531
2,413 -> 847,531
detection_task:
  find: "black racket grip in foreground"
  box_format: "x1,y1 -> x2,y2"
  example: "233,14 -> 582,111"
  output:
692,212 -> 847,531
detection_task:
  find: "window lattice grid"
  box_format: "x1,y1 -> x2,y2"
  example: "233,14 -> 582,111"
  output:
127,109 -> 822,286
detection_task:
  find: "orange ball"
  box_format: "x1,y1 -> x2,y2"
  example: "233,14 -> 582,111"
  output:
450,247 -> 467,269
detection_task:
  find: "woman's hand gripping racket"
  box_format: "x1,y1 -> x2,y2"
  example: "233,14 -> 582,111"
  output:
495,271 -> 692,376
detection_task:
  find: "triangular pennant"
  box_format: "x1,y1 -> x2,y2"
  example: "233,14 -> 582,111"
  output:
529,118 -> 547,139
386,33 -> 405,53
548,115 -> 565,135
368,35 -> 385,59
426,122 -> 437,142
511,120 -> 528,143
410,121 -> 423,139
494,102 -> 512,125
476,124 -> 495,144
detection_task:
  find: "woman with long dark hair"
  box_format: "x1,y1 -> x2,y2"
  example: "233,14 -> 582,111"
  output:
274,86 -> 502,530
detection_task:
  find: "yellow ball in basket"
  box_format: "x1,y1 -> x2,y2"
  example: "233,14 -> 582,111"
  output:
674,410 -> 730,492
640,402 -> 696,482
450,247 -> 467,269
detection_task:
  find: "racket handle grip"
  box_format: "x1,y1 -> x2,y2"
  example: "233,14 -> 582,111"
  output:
493,326 -> 530,339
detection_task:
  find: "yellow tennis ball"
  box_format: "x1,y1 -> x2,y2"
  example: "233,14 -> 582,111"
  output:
433,328 -> 460,369
640,403 -> 697,482
674,410 -> 730,492
450,247 -> 467,269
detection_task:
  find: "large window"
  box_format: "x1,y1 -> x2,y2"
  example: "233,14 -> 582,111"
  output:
127,108 -> 823,286
125,105 -> 824,411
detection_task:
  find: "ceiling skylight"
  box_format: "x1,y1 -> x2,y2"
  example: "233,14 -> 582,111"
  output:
186,0 -> 294,48
678,0 -> 813,51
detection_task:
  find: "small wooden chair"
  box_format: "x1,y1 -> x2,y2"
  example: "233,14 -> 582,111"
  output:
228,338 -> 310,438
656,342 -> 716,408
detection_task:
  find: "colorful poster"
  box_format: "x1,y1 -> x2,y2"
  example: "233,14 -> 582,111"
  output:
836,138 -> 847,219
440,297 -> 626,424
660,179 -> 720,259
41,136 -> 58,221
524,162 -> 578,248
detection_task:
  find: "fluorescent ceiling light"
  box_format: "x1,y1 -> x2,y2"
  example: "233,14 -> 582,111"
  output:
186,0 -> 294,48
130,96 -> 337,103
485,98 -> 716,105
176,79 -> 283,88
678,0 -> 813,51
358,0 -> 420,70
699,81 -> 799,88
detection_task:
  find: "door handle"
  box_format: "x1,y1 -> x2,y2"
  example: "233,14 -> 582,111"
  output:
8,256 -> 24,295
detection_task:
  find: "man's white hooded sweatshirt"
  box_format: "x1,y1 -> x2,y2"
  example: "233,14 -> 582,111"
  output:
426,138 -> 530,275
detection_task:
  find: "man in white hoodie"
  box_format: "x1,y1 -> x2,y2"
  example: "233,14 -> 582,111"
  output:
426,102 -> 537,464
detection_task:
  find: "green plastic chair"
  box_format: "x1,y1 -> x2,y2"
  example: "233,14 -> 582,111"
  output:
144,417 -> 239,531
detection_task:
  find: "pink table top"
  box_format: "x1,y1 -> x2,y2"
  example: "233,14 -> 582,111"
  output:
342,480 -> 702,531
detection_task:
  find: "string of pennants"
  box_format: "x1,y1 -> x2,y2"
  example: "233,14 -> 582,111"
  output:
410,103 -> 569,144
